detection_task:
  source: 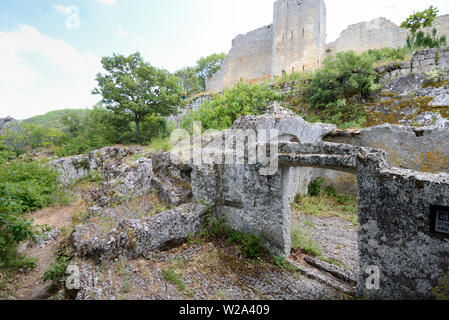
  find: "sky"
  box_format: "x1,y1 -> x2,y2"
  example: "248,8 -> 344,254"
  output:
1,0 -> 449,120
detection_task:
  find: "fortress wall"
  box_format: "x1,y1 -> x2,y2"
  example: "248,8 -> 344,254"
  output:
206,25 -> 273,93
326,18 -> 408,55
272,0 -> 326,77
326,15 -> 449,57
423,15 -> 449,42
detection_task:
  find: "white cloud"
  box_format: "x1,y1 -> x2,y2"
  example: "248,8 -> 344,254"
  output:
53,4 -> 72,15
97,0 -> 116,5
0,25 -> 103,119
116,25 -> 129,38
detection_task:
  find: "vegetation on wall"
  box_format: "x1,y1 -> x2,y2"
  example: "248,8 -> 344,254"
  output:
401,5 -> 447,49
181,82 -> 281,131
300,51 -> 379,129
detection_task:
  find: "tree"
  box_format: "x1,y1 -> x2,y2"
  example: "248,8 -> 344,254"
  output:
196,53 -> 227,90
92,52 -> 182,143
175,66 -> 202,97
401,6 -> 447,49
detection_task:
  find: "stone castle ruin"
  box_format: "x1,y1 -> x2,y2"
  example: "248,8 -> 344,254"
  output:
206,0 -> 449,93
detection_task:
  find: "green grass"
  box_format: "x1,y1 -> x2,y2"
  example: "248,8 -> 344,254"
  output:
292,186 -> 358,226
291,228 -> 322,257
161,268 -> 185,292
150,137 -> 173,153
201,215 -> 265,259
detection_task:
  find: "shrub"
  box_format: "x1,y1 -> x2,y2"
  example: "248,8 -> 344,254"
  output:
202,215 -> 264,259
43,246 -> 73,294
301,51 -> 378,129
304,51 -> 378,110
425,66 -> 446,84
308,178 -> 324,197
361,47 -> 415,66
182,82 -> 280,131
0,160 -> 62,265
2,124 -> 64,156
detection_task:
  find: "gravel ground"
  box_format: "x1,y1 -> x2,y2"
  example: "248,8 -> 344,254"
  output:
291,212 -> 358,281
74,241 -> 348,301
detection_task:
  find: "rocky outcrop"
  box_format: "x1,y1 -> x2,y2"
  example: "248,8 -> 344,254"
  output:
71,203 -> 207,263
0,116 -> 18,135
147,153 -> 192,206
87,158 -> 154,208
49,147 -> 132,186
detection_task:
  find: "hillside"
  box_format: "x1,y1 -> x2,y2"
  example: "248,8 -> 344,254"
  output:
22,109 -> 91,129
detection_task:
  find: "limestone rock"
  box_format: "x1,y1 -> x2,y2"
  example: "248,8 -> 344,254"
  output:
71,203 -> 207,263
49,146 -> 132,186
147,153 -> 192,206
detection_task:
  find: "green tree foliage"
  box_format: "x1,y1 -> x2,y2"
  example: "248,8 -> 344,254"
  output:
2,124 -> 64,155
93,52 -> 182,143
302,51 -> 378,128
401,6 -> 447,49
181,82 -> 280,131
196,53 -> 227,90
175,66 -> 202,97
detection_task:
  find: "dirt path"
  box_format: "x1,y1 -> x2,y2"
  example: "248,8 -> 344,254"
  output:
4,200 -> 84,300
291,211 -> 359,282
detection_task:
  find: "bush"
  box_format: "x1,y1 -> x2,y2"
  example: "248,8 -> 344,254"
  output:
0,160 -> 61,265
361,47 -> 415,66
425,66 -> 446,84
43,246 -> 73,294
302,51 -> 378,129
304,52 -> 378,110
182,82 -> 280,131
308,178 -> 324,197
2,124 -> 64,156
202,215 -> 264,259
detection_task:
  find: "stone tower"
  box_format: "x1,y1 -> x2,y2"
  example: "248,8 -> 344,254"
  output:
271,0 -> 326,78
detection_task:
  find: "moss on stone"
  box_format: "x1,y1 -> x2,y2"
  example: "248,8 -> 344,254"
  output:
422,80 -> 449,89
364,96 -> 449,127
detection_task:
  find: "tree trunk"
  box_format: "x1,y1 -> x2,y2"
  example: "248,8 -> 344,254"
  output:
135,117 -> 141,144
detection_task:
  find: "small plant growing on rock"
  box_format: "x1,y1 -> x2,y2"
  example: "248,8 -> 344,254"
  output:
433,264 -> 449,300
201,214 -> 265,259
308,178 -> 324,197
161,268 -> 185,293
424,67 -> 446,85
43,246 -> 73,295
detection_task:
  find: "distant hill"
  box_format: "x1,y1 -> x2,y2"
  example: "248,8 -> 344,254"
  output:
22,109 -> 91,129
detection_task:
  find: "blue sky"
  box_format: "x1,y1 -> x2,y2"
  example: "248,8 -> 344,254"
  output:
1,0 -> 449,119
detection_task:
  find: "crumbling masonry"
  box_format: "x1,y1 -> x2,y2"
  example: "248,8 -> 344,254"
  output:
206,0 -> 449,93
